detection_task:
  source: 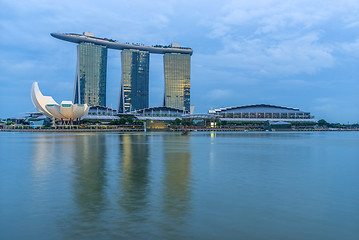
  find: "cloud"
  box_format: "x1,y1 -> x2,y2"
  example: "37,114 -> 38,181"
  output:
195,32 -> 335,77
0,0 -> 183,45
340,38 -> 359,56
311,97 -> 337,112
206,89 -> 233,99
199,0 -> 359,76
278,79 -> 313,87
1,0 -> 358,122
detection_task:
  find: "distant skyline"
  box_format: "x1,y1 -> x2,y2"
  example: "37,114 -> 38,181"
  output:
1,0 -> 359,123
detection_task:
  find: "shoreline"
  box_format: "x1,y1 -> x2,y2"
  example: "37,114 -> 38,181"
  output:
0,128 -> 143,133
1,128 -> 357,133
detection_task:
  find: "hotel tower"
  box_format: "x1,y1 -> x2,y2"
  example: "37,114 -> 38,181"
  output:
51,32 -> 193,112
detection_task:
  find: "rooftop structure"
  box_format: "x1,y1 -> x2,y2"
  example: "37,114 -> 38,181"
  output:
132,106 -> 187,121
51,33 -> 193,55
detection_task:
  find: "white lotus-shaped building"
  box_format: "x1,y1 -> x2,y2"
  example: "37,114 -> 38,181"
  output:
31,82 -> 89,121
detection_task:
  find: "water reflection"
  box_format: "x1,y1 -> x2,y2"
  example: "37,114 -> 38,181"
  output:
118,134 -> 149,216
32,135 -> 75,177
162,134 -> 192,236
70,134 -> 107,234
31,135 -> 77,193
4,132 -> 358,239
32,135 -> 57,179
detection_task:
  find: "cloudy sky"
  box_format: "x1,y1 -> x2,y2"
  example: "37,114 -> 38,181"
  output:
1,0 -> 359,123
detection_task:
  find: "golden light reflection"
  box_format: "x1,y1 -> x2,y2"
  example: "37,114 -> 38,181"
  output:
162,134 -> 192,220
119,134 -> 149,214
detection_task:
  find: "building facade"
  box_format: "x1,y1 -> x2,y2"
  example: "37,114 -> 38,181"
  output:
209,104 -> 315,122
163,53 -> 191,112
119,49 -> 150,113
74,42 -> 107,106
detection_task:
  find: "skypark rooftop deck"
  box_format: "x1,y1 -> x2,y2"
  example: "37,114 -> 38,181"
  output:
51,33 -> 193,55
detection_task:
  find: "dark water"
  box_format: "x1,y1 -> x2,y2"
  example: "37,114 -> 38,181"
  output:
0,131 -> 358,240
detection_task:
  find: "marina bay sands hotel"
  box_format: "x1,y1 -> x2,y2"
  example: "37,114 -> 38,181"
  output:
51,32 -> 193,112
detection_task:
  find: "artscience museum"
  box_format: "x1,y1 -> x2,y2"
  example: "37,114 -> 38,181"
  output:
31,82 -> 89,123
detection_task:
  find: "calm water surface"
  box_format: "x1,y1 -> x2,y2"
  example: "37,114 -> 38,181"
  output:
0,131 -> 358,239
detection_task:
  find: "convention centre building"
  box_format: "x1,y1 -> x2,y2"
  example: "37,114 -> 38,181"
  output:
209,104 -> 315,122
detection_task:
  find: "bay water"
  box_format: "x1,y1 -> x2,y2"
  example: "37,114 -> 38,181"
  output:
0,131 -> 358,239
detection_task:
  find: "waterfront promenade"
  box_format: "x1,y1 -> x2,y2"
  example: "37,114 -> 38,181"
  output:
1,125 -> 357,133
0,124 -> 143,133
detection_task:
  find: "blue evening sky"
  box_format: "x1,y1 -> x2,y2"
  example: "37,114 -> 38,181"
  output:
1,0 -> 359,123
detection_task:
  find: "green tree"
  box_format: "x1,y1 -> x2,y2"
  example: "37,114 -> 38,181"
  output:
182,120 -> 193,126
119,117 -> 127,125
134,120 -> 144,125
80,119 -> 101,125
125,116 -> 134,124
174,118 -> 182,125
318,119 -> 328,127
